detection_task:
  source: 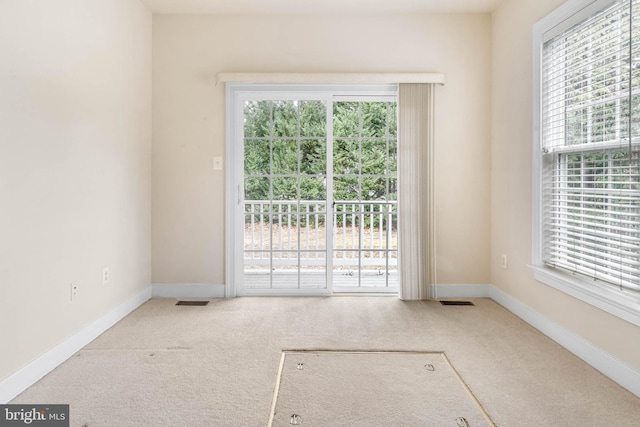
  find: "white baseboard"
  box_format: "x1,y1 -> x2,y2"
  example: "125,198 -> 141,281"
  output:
488,286 -> 640,399
0,287 -> 151,403
151,283 -> 225,298
433,284 -> 492,299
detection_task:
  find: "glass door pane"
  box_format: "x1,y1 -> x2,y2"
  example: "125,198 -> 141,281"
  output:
242,99 -> 329,294
332,101 -> 399,292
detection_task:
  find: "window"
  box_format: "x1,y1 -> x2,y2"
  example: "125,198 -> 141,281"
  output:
533,0 -> 640,324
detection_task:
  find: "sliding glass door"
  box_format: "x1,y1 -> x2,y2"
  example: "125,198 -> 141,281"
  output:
231,85 -> 398,296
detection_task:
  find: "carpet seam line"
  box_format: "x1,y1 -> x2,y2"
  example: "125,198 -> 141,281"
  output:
267,351 -> 287,427
440,352 -> 497,427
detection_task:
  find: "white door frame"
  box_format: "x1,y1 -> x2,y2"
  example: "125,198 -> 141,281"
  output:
225,83 -> 397,298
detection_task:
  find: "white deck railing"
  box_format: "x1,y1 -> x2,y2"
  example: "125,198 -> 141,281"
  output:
243,200 -> 398,267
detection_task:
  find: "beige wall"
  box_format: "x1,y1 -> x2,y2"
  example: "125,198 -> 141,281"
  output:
152,13 -> 492,286
491,0 -> 640,371
0,0 -> 152,382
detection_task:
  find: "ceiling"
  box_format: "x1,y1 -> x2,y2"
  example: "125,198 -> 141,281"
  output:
140,0 -> 505,15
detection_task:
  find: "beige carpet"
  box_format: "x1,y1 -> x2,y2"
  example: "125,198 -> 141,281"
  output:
10,297 -> 640,426
270,351 -> 494,426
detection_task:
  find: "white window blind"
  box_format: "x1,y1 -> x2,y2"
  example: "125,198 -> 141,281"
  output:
541,0 -> 640,292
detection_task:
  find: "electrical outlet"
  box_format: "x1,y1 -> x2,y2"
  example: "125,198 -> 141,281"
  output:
102,267 -> 110,285
501,254 -> 508,269
70,283 -> 78,302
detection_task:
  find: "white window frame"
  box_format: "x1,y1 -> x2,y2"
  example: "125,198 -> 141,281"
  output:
532,0 -> 640,326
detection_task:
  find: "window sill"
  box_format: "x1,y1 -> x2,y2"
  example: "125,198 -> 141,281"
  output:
531,265 -> 640,327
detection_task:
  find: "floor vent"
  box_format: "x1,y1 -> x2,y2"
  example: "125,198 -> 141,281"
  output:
440,301 -> 475,306
175,300 -> 209,306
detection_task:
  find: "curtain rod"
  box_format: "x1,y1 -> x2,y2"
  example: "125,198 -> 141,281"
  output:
216,72 -> 445,85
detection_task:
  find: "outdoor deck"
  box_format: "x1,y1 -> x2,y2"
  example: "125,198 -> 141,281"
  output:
243,200 -> 398,290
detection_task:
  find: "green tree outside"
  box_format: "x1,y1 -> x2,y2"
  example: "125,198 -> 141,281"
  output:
243,99 -> 397,228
